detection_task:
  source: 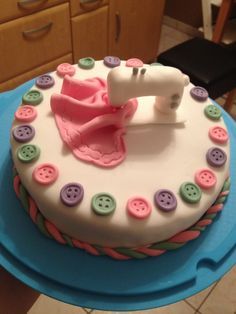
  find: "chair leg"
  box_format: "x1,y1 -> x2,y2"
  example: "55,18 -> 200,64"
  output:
212,0 -> 234,43
223,89 -> 235,112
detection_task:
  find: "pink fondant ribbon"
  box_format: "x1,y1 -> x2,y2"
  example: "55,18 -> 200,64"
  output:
51,76 -> 137,167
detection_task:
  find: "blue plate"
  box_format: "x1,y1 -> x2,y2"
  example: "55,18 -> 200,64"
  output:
0,82 -> 236,311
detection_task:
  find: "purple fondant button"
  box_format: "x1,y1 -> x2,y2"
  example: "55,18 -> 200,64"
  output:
154,189 -> 177,212
60,183 -> 84,207
206,147 -> 227,167
36,74 -> 55,89
190,86 -> 208,101
103,56 -> 121,68
12,124 -> 35,143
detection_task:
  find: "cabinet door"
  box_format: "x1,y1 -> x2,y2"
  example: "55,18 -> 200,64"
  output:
109,0 -> 165,62
71,6 -> 108,61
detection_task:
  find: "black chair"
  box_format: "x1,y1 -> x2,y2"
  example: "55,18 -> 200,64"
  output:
157,37 -> 236,113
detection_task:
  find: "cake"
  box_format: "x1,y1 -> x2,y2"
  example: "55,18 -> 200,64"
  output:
11,57 -> 230,259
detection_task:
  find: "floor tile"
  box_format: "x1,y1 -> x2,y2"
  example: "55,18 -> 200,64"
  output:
185,283 -> 218,310
28,294 -> 87,314
95,301 -> 195,314
159,25 -> 192,53
199,266 -> 236,314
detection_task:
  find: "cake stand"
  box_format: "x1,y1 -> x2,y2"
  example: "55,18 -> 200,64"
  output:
0,81 -> 236,311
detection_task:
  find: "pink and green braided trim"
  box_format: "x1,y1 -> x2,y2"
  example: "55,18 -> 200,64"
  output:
13,169 -> 230,260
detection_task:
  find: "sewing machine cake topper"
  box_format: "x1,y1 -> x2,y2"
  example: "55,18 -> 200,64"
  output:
107,65 -> 190,125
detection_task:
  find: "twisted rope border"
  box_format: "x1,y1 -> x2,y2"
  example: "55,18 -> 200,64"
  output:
13,168 -> 230,259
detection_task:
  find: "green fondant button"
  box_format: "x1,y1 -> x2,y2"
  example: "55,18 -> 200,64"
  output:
204,105 -> 222,120
150,62 -> 163,66
180,182 -> 202,204
78,57 -> 95,69
22,90 -> 43,105
17,144 -> 40,163
92,193 -> 116,215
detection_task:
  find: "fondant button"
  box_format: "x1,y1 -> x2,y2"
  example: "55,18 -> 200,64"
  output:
206,147 -> 227,167
154,189 -> 177,212
209,126 -> 228,144
180,182 -> 202,203
127,197 -> 152,219
78,57 -> 95,69
33,163 -> 59,185
126,58 -> 143,67
22,90 -> 43,105
36,74 -> 55,89
195,168 -> 217,189
17,144 -> 40,163
150,62 -> 163,66
92,193 -> 116,215
60,183 -> 84,207
190,86 -> 208,101
57,63 -> 76,77
103,56 -> 121,68
12,124 -> 35,143
15,105 -> 37,122
204,105 -> 222,120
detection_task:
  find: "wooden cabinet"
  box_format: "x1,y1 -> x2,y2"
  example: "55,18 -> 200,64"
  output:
0,4 -> 71,83
71,5 -> 108,61
0,0 -> 66,23
70,0 -> 108,17
109,0 -> 165,62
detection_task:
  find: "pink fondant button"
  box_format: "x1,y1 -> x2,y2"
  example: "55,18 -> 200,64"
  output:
195,168 -> 217,189
126,58 -> 143,67
15,105 -> 37,122
127,196 -> 151,219
33,163 -> 59,185
57,63 -> 75,77
209,126 -> 228,144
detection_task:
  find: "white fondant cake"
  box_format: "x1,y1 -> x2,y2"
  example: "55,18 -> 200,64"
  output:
11,59 -> 230,259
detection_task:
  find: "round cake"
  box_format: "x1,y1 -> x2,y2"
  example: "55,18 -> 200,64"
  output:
11,57 -> 230,259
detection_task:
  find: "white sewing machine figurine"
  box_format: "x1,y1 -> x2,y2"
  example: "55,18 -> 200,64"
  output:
107,65 -> 190,125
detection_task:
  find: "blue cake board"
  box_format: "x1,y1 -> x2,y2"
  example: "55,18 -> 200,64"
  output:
0,81 -> 236,311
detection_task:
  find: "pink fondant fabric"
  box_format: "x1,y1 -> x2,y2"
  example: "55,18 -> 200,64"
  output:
51,76 -> 137,167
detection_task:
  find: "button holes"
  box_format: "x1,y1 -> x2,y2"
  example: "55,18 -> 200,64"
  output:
106,199 -> 110,202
